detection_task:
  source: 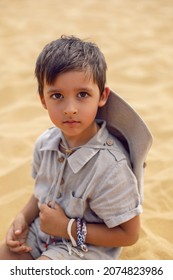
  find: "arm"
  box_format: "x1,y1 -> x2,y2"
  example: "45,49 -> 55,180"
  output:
6,194 -> 39,253
19,194 -> 39,225
39,203 -> 140,247
84,215 -> 140,247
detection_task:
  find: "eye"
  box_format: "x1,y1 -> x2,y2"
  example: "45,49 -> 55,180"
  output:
51,93 -> 63,100
78,92 -> 89,98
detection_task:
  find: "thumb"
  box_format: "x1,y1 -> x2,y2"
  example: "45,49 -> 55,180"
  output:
54,202 -> 60,210
14,227 -> 22,236
40,203 -> 49,212
39,204 -> 52,219
13,218 -> 24,236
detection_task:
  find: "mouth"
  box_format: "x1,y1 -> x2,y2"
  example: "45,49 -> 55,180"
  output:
63,120 -> 80,126
63,120 -> 80,123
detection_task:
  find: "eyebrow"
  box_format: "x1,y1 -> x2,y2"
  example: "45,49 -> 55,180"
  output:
76,87 -> 93,92
47,89 -> 60,94
46,87 -> 94,94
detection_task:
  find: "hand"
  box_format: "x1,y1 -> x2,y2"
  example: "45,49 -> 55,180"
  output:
39,203 -> 69,237
6,213 -> 32,254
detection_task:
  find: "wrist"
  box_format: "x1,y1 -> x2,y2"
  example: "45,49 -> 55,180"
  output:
16,212 -> 27,222
19,211 -> 29,225
61,217 -> 70,238
66,218 -> 88,252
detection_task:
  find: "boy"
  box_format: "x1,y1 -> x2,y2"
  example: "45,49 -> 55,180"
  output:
0,35 -> 152,259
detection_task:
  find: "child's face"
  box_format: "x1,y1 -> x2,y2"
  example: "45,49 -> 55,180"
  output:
41,70 -> 109,147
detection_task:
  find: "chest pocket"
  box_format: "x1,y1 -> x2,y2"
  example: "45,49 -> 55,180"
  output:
63,191 -> 85,218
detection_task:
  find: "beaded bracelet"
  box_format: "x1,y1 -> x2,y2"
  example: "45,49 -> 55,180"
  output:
76,218 -> 88,252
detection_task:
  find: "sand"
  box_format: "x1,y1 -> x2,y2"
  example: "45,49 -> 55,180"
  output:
0,0 -> 173,259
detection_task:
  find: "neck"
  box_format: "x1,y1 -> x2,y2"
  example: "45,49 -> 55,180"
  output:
62,122 -> 100,149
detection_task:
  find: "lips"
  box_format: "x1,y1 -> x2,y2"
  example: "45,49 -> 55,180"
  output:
63,120 -> 80,123
63,120 -> 80,125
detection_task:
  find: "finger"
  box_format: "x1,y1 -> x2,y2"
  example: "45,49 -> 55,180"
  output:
14,229 -> 22,236
54,203 -> 63,211
39,204 -> 48,212
7,239 -> 20,248
47,201 -> 52,208
6,228 -> 18,244
54,202 -> 59,209
19,245 -> 32,253
10,244 -> 32,254
13,221 -> 24,236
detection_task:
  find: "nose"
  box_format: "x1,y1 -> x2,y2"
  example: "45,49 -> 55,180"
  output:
64,101 -> 78,115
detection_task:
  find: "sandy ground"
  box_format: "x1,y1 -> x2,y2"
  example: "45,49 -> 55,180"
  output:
0,0 -> 173,259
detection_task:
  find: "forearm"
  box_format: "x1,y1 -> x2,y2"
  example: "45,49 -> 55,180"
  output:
66,215 -> 140,247
39,203 -> 140,248
85,219 -> 139,247
19,194 -> 39,225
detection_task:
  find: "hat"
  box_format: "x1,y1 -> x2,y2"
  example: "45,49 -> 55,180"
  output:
96,90 -> 153,203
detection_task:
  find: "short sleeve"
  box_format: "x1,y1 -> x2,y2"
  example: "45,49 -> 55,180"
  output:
90,160 -> 142,228
31,136 -> 42,179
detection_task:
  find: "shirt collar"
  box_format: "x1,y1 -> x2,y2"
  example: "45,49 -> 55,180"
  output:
40,127 -> 61,152
67,120 -> 109,173
40,120 -> 110,173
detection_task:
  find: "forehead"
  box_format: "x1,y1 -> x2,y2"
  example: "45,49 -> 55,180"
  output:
44,70 -> 97,88
43,71 -> 101,96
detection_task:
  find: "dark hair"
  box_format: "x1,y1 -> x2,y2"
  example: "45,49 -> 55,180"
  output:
35,35 -> 107,96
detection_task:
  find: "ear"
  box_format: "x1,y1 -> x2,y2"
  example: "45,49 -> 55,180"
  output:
98,86 -> 110,108
39,95 -> 47,109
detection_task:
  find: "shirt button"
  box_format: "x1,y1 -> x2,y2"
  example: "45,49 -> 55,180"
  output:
106,138 -> 114,146
57,192 -> 62,198
143,162 -> 147,168
58,156 -> 65,163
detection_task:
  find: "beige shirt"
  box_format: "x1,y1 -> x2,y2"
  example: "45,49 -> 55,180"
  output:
31,121 -> 142,259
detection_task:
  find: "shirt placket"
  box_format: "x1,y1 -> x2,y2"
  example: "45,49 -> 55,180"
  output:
49,152 -> 67,209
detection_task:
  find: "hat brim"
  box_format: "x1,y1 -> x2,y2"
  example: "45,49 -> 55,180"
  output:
96,90 -> 153,202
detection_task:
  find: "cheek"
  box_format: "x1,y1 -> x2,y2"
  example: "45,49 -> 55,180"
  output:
47,106 -> 61,123
80,105 -> 98,120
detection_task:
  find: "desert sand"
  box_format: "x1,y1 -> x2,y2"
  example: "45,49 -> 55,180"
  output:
0,0 -> 173,259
